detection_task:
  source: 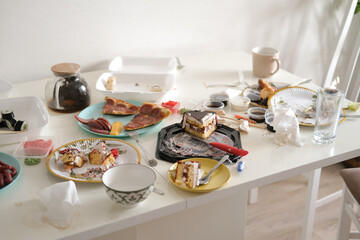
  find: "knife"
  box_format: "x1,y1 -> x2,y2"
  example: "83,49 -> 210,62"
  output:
209,142 -> 248,157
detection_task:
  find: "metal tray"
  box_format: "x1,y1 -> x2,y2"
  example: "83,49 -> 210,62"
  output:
155,123 -> 243,164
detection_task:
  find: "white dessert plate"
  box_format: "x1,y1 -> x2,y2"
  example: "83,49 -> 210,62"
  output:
0,96 -> 49,145
77,100 -> 163,137
108,56 -> 177,73
0,152 -> 22,192
268,86 -> 346,126
46,138 -> 141,183
96,72 -> 175,102
167,158 -> 230,193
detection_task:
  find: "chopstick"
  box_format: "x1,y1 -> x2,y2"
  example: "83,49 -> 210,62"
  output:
234,114 -> 257,124
219,116 -> 266,129
0,130 -> 27,134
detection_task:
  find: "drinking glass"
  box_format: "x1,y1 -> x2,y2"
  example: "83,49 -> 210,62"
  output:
313,88 -> 344,144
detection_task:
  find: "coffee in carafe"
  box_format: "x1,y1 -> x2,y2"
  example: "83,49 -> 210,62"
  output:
45,63 -> 90,113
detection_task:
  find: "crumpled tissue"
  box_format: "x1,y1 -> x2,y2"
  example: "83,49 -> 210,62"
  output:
272,107 -> 305,147
238,119 -> 250,133
37,180 -> 80,228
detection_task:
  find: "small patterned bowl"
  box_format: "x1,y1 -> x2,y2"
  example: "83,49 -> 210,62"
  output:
102,164 -> 156,207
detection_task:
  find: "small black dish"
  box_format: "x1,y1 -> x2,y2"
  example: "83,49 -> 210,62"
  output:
265,109 -> 276,132
210,93 -> 229,106
204,100 -> 225,110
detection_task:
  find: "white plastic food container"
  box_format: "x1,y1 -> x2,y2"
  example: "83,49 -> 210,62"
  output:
13,136 -> 54,159
108,56 -> 177,73
96,72 -> 175,102
0,96 -> 50,145
230,96 -> 251,111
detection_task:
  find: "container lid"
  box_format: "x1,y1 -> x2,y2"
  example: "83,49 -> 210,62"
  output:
51,63 -> 80,77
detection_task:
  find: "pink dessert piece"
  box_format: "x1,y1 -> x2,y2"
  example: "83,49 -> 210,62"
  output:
23,139 -> 53,156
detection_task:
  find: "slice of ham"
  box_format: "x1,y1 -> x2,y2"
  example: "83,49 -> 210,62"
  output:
75,115 -> 94,124
124,103 -> 171,130
102,96 -> 140,115
74,116 -> 111,134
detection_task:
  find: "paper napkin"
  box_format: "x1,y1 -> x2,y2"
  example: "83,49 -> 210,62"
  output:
37,180 -> 80,228
272,107 -> 305,147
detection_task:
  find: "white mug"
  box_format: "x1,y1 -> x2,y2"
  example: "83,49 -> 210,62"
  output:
252,47 -> 281,78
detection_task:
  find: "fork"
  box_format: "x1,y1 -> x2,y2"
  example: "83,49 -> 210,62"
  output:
127,131 -> 158,167
296,108 -> 360,119
198,155 -> 229,185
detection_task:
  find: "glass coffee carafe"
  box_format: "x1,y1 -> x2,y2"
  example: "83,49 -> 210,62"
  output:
45,63 -> 90,113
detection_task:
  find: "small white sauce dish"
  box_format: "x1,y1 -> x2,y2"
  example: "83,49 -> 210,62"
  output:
102,163 -> 156,207
230,96 -> 251,111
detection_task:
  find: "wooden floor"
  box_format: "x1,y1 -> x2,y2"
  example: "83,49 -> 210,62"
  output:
245,163 -> 345,240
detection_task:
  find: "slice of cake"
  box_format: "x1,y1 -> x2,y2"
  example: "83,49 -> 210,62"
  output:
174,161 -> 201,188
181,110 -> 217,139
58,148 -> 86,170
88,141 -> 115,167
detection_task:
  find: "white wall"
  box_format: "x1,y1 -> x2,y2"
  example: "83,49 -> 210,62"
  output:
0,0 -> 354,86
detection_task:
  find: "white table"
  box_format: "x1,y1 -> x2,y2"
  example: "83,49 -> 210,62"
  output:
1,51 -> 359,240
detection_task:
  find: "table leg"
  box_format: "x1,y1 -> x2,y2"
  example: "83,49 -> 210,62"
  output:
248,188 -> 259,204
239,189 -> 249,240
301,168 -> 321,240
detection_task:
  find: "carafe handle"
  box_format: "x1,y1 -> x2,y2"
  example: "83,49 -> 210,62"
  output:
53,79 -> 65,110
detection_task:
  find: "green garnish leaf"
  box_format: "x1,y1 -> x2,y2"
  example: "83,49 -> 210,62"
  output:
348,102 -> 360,111
180,107 -> 192,115
24,158 -> 41,166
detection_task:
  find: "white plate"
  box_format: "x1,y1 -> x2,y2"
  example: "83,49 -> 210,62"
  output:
108,56 -> 177,73
0,97 -> 49,144
0,78 -> 13,92
46,138 -> 141,183
268,86 -> 346,126
96,72 -> 175,102
0,78 -> 13,98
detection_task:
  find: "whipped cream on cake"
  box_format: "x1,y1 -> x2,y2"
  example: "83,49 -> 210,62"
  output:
181,110 -> 217,139
174,161 -> 201,188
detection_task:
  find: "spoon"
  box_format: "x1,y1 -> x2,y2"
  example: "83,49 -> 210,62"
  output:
127,131 -> 158,167
204,81 -> 241,88
287,78 -> 312,88
153,187 -> 165,195
198,155 -> 229,185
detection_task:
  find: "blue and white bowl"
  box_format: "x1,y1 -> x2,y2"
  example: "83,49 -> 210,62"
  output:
102,164 -> 156,207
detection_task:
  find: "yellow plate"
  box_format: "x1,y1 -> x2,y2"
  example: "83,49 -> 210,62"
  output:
168,158 -> 230,192
46,138 -> 140,183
